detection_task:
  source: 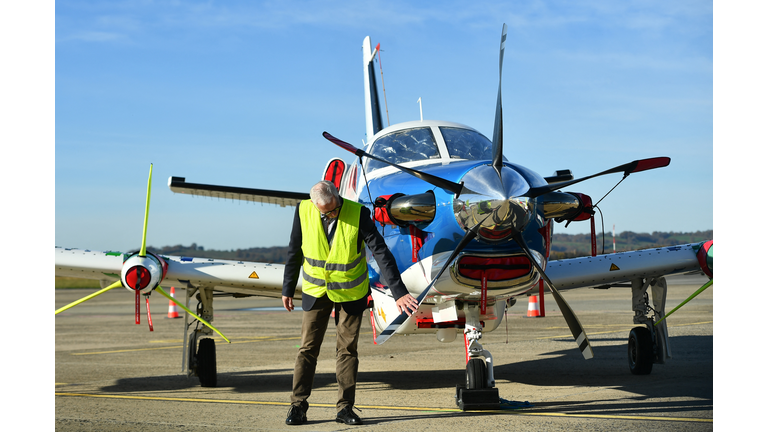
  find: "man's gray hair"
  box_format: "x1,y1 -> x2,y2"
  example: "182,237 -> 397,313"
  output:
310,180 -> 340,207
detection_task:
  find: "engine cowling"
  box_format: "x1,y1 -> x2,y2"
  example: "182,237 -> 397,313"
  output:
373,192 -> 436,226
539,191 -> 594,223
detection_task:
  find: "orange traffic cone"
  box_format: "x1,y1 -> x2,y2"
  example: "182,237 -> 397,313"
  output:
526,295 -> 541,317
167,286 -> 181,319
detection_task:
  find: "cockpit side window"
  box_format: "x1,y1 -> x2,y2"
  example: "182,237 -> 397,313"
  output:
367,127 -> 440,171
441,127 -> 500,161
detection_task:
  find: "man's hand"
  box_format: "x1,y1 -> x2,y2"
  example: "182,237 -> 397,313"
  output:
395,293 -> 419,316
282,295 -> 294,312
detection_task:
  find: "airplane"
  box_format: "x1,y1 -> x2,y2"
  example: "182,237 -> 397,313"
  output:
55,24 -> 713,410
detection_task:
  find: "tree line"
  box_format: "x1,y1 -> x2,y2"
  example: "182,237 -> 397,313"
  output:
148,230 -> 713,263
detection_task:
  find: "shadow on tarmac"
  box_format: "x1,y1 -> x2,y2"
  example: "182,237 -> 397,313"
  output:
99,334 -> 712,414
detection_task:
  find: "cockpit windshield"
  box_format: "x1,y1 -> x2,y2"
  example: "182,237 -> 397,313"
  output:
367,127 -> 440,171
441,127 -> 497,161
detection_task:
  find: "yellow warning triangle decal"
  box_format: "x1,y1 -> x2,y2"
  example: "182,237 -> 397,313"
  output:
249,271 -> 260,279
609,263 -> 620,271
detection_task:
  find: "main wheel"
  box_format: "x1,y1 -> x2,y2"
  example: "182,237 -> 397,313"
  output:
466,358 -> 487,390
628,326 -> 653,375
197,338 -> 217,387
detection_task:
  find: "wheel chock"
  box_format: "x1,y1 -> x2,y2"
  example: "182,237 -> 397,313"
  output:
455,385 -> 500,410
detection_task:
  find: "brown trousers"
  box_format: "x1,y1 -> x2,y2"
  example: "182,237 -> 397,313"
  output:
291,294 -> 363,411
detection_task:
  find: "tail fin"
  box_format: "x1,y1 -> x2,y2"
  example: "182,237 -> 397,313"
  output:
362,36 -> 384,145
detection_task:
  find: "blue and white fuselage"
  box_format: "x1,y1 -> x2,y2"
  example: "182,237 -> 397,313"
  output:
335,120 -> 548,337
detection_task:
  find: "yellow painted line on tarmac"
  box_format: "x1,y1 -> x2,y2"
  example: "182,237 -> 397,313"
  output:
71,346 -> 184,355
539,321 -> 713,340
71,335 -> 301,356
54,392 -> 712,423
499,411 -> 712,423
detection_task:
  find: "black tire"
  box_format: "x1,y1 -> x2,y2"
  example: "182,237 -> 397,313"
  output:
628,326 -> 653,375
466,358 -> 487,390
197,338 -> 217,387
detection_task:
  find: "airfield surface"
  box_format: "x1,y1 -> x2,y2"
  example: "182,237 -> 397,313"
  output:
55,274 -> 713,431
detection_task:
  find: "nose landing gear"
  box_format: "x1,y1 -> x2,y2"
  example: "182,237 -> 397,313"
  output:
455,303 -> 500,410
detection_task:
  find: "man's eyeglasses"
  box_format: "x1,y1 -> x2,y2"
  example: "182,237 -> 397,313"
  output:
322,205 -> 341,218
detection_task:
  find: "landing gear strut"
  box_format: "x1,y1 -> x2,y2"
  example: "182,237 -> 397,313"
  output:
455,303 -> 500,410
629,277 -> 670,375
182,286 -> 219,387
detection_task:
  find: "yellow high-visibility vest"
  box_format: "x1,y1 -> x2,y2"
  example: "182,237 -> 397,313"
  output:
299,199 -> 369,302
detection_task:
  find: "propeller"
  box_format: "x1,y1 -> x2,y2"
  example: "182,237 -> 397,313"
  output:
155,286 -> 230,342
654,279 -> 713,326
323,131 -> 465,196
331,24 -> 669,359
525,157 -> 671,199
512,233 -> 593,358
490,23 -> 507,177
375,216 -> 488,344
357,24 -> 592,356
55,280 -> 123,315
655,240 -> 713,326
55,164 -> 230,343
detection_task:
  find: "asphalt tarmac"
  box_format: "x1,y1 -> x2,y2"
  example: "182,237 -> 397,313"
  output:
55,274 -> 713,431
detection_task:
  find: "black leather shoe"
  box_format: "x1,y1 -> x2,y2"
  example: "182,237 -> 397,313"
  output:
335,406 -> 362,425
285,405 -> 307,425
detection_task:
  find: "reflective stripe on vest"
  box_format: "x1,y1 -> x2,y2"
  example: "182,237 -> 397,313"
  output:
299,199 -> 369,302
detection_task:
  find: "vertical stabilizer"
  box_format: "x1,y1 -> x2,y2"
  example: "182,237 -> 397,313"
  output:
363,36 -> 384,145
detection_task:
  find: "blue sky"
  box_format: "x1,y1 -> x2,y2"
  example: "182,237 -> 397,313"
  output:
50,1 -> 714,252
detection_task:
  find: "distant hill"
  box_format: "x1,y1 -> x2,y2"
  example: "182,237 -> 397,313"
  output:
147,243 -> 291,263
550,230 -> 713,259
146,230 -> 713,263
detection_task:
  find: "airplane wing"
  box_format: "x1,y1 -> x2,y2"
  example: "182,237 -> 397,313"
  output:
55,247 -> 296,298
546,242 -> 707,291
168,176 -> 309,207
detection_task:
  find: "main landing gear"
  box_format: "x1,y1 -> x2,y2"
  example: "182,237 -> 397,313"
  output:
183,287 -> 219,387
455,303 -> 500,410
628,277 -> 670,375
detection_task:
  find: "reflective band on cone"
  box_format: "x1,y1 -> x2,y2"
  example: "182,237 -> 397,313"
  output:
167,286 -> 180,319
526,295 -> 541,317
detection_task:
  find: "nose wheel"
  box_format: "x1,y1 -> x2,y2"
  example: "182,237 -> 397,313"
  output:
466,358 -> 488,390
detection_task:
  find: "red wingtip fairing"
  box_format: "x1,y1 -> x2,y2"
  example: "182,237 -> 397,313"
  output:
696,240 -> 713,278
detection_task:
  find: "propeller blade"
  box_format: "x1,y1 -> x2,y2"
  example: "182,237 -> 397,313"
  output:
155,286 -> 231,343
55,280 -> 123,315
526,157 -> 671,199
140,164 -> 153,257
491,23 -> 508,175
375,219 -> 485,344
323,131 -> 465,196
513,234 -> 594,359
654,279 -> 713,326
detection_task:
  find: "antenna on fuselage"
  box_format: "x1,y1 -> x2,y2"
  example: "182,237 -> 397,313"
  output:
417,97 -> 423,121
